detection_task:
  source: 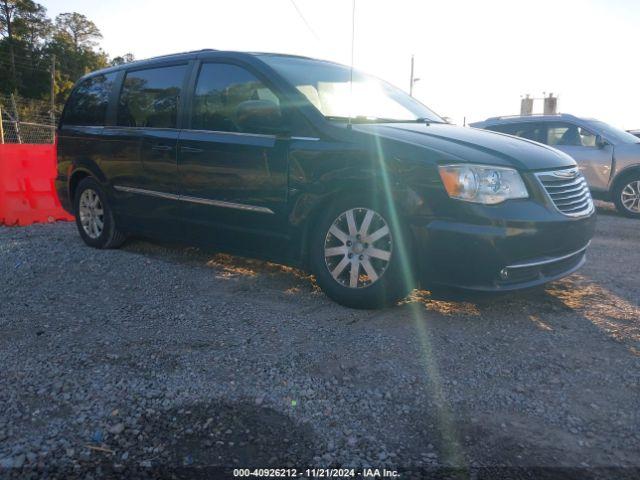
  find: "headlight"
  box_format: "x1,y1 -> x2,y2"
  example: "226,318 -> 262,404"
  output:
438,164 -> 528,204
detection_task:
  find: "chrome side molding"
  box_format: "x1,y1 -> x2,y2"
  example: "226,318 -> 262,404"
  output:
114,185 -> 180,201
113,185 -> 275,214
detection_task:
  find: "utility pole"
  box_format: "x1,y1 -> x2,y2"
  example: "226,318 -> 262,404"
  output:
409,55 -> 420,97
10,93 -> 21,144
409,55 -> 415,96
50,54 -> 56,142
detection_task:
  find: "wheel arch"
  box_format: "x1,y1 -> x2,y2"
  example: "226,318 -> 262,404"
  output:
68,161 -> 108,207
291,179 -> 422,269
612,165 -> 640,191
611,165 -> 640,216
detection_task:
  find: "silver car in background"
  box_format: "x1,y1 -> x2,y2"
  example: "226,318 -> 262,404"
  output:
471,114 -> 640,218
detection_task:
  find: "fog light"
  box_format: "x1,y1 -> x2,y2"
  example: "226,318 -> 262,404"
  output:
500,268 -> 509,279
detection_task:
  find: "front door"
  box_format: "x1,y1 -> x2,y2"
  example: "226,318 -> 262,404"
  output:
177,62 -> 289,254
546,122 -> 613,191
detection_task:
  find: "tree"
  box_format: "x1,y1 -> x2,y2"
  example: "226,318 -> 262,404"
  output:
54,12 -> 101,52
15,0 -> 50,50
0,0 -> 51,95
0,6 -> 115,105
111,52 -> 134,66
0,0 -> 19,91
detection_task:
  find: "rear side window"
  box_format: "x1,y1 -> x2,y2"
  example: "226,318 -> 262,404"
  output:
63,73 -> 117,126
490,122 -> 546,144
191,63 -> 280,133
116,65 -> 187,128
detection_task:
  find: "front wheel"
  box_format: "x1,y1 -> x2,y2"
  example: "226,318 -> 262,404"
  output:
310,198 -> 415,309
613,174 -> 640,218
74,177 -> 127,249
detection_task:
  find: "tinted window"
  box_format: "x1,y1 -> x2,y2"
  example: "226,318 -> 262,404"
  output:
63,73 -> 117,126
490,122 -> 546,143
547,123 -> 596,147
488,124 -> 518,134
191,63 -> 280,133
116,65 -> 187,128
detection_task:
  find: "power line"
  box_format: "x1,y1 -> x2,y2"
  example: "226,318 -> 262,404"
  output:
0,51 -> 52,62
0,57 -> 52,71
0,56 -> 49,66
288,0 -> 321,43
0,61 -> 51,74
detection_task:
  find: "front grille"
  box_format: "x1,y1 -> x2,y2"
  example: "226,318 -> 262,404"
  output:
535,168 -> 594,217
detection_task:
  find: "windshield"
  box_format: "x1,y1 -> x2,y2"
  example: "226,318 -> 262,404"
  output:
260,55 -> 444,123
590,120 -> 640,144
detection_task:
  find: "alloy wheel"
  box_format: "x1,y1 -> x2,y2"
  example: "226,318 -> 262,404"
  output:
621,180 -> 640,213
79,188 -> 105,239
323,208 -> 393,289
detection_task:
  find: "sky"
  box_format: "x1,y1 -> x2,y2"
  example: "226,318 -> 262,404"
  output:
41,0 -> 640,129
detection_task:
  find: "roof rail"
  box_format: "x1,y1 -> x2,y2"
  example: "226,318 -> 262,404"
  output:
139,48 -> 219,62
485,113 -> 576,121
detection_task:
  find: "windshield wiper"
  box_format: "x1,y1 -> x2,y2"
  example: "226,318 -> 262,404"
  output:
412,118 -> 447,124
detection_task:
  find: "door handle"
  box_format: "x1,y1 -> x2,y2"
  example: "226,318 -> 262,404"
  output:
151,144 -> 172,152
181,146 -> 204,154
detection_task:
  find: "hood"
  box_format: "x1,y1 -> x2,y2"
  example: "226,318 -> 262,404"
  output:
352,123 -> 576,171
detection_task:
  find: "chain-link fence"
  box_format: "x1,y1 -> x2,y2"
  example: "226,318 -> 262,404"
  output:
0,94 -> 58,144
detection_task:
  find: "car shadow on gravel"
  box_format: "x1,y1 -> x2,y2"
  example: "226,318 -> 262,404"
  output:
121,239 -> 320,296
119,236 -> 581,313
409,275 -> 638,351
120,231 -> 638,351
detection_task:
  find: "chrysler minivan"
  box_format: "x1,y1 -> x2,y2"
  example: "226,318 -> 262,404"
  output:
56,50 -> 596,308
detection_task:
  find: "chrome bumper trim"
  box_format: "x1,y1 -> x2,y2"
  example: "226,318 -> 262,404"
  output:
505,241 -> 590,270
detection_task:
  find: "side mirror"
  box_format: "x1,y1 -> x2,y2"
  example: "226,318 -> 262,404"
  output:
595,134 -> 607,149
235,100 -> 288,136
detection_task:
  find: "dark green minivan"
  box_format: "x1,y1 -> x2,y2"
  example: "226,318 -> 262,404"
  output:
57,50 -> 596,308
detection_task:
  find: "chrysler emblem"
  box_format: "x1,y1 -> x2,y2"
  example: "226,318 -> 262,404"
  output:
552,168 -> 579,179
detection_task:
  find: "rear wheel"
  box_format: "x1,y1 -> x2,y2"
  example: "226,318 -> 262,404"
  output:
310,197 -> 415,309
613,174 -> 640,218
74,177 -> 126,248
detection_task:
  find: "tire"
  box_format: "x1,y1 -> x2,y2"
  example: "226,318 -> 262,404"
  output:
73,177 -> 126,249
309,195 -> 415,309
612,173 -> 640,219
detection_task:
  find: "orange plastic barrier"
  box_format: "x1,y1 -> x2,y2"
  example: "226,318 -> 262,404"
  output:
0,144 -> 74,226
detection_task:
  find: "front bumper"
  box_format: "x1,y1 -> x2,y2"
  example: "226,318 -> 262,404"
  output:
470,242 -> 588,291
411,201 -> 597,291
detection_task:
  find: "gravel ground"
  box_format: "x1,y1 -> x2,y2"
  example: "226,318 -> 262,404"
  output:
1,202 -> 639,478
